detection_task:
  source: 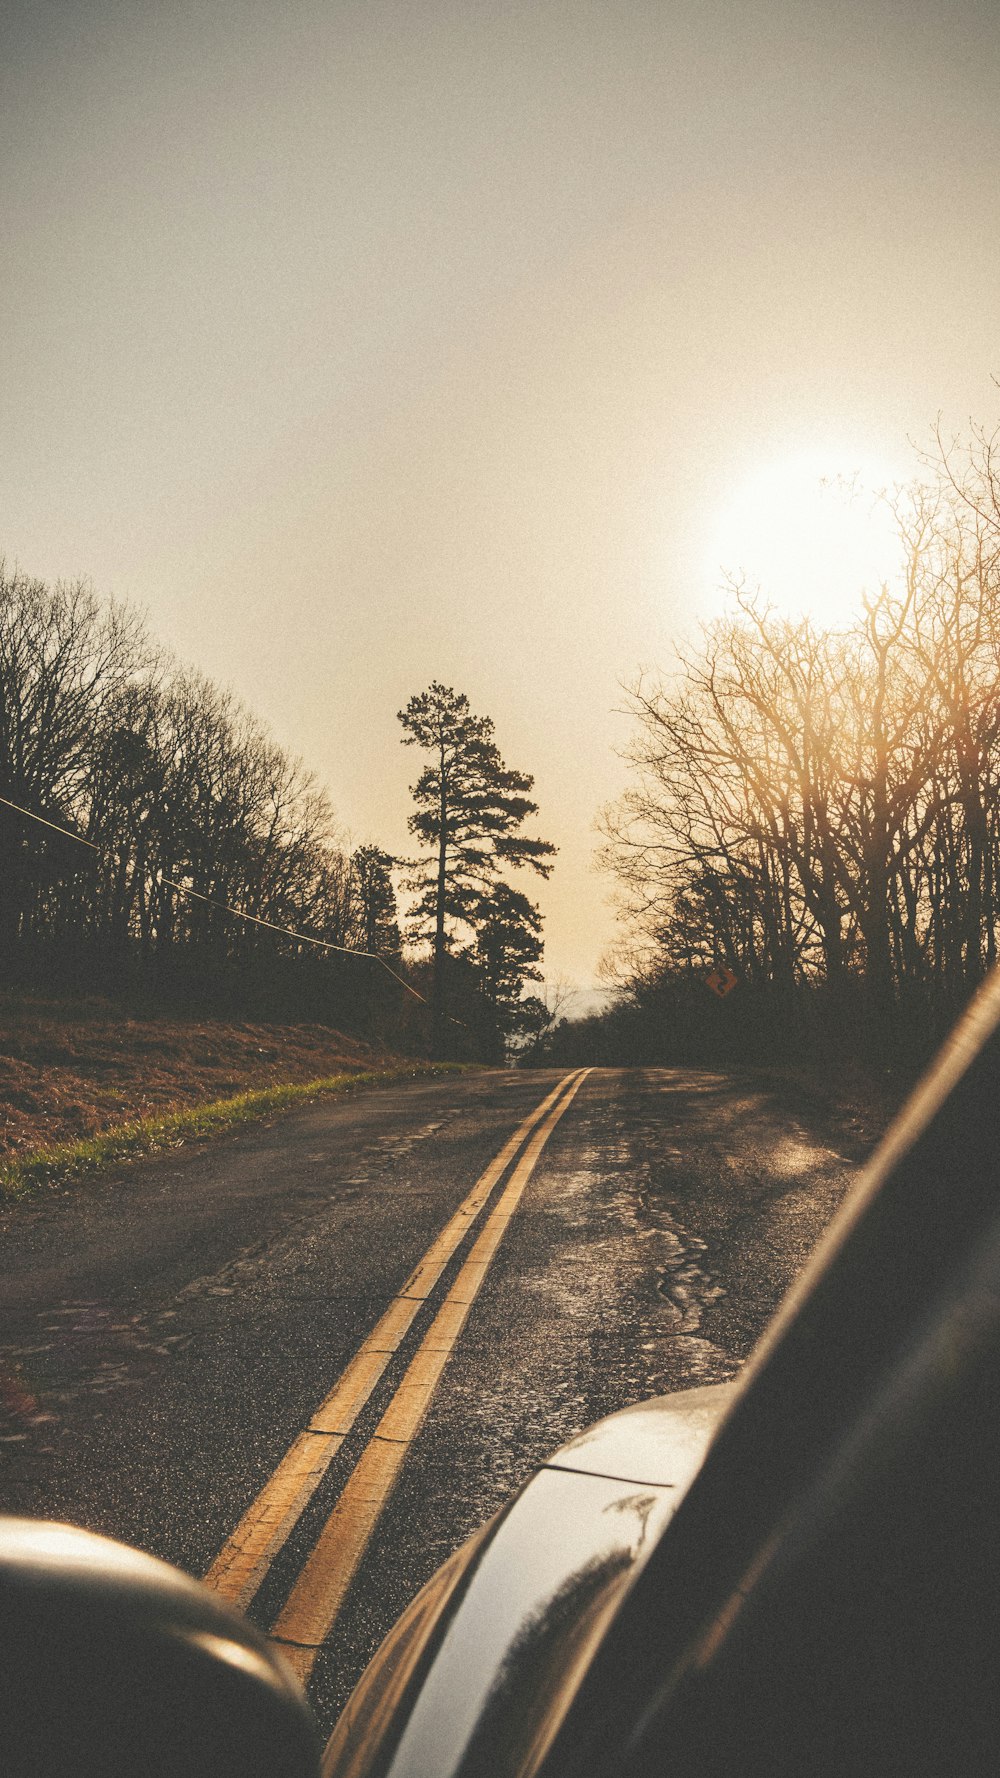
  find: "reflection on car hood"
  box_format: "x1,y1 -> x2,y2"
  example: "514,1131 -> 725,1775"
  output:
323,1383 -> 734,1778
544,1382 -> 735,1490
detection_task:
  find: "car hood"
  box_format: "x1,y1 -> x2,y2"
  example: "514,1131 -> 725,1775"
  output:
544,1383 -> 735,1489
322,1382 -> 734,1778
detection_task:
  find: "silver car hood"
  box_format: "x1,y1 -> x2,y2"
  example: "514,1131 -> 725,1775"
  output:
544,1383 -> 735,1489
323,1382 -> 734,1778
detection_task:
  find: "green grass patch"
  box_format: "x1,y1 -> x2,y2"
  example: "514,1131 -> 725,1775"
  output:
0,1062 -> 470,1201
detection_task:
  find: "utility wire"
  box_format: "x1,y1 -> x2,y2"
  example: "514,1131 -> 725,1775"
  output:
0,790 -> 432,1009
158,876 -> 428,1004
0,793 -> 100,852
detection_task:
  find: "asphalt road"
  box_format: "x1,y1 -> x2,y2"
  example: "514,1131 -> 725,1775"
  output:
0,1065 -> 863,1740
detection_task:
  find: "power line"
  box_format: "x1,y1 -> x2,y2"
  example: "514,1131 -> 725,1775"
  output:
158,876 -> 428,1004
0,790 -> 431,1008
0,793 -> 100,852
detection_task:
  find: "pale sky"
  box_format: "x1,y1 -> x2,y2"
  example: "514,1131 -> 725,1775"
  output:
2,0 -> 999,1002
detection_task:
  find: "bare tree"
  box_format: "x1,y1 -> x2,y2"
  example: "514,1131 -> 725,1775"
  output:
601,442 -> 1000,1060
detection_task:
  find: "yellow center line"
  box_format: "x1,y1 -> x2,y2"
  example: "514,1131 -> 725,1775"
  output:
269,1069 -> 591,1683
203,1070 -> 584,1609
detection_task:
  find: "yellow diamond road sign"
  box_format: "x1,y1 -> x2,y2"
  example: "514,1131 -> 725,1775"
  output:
707,965 -> 738,998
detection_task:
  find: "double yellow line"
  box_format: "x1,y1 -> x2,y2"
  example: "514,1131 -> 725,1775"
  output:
204,1067 -> 590,1682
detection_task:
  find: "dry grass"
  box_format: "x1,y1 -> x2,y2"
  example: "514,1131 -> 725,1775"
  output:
0,993 -> 457,1196
0,1063 -> 464,1199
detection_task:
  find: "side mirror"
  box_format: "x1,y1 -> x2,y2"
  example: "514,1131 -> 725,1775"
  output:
0,1517 -> 319,1778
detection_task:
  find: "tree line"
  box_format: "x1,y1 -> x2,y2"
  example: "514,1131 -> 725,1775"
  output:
0,569 -> 553,1058
595,420 -> 1000,1066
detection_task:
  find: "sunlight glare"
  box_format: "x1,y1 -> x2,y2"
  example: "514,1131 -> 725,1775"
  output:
708,452 -> 906,628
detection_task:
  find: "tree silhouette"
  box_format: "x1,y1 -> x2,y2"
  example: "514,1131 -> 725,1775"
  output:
350,845 -> 401,958
472,882 -> 544,1058
398,683 -> 555,1054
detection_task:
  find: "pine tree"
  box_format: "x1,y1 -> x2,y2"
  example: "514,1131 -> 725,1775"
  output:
350,845 -> 401,958
398,683 -> 555,1055
472,882 -> 545,1059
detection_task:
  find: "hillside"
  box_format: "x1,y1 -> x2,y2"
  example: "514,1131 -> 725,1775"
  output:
0,995 -> 403,1162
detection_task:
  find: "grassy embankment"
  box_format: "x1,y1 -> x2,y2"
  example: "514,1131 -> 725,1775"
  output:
0,995 -> 464,1199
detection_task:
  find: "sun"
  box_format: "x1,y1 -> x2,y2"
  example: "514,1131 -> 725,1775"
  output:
708,450 -> 906,628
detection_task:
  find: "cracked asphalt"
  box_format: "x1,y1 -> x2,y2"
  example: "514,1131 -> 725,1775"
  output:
0,1065 -> 867,1741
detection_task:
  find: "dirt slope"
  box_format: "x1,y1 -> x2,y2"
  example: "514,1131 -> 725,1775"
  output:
0,994 -> 399,1160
